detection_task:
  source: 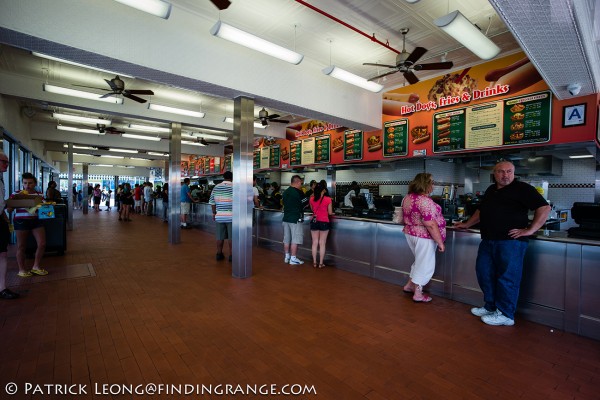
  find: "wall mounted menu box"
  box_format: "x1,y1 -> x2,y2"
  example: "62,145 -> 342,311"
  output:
289,140 -> 302,167
314,135 -> 331,164
181,161 -> 189,177
260,147 -> 270,169
225,155 -> 232,172
253,149 -> 261,169
433,91 -> 552,153
383,119 -> 408,157
344,130 -> 363,161
269,144 -> 280,168
203,157 -> 211,174
301,137 -> 315,165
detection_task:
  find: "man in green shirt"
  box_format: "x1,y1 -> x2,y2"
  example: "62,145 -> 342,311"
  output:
282,175 -> 308,265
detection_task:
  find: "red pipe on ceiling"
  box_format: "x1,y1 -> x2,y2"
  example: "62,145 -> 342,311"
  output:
295,0 -> 400,55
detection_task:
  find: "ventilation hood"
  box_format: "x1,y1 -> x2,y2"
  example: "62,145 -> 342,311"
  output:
514,156 -> 563,176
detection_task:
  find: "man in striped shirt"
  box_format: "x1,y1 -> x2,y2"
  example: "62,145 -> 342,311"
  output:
209,171 -> 233,262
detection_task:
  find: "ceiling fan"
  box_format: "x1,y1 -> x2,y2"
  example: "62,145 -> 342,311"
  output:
256,108 -> 290,126
363,28 -> 454,84
74,75 -> 154,103
209,0 -> 231,10
97,124 -> 125,134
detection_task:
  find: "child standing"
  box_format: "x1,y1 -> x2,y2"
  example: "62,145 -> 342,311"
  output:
105,190 -> 112,211
76,190 -> 83,209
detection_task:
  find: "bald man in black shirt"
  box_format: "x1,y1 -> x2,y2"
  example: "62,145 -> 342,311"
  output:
455,160 -> 550,326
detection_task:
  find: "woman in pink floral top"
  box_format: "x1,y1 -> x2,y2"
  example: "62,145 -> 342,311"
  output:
401,173 -> 446,303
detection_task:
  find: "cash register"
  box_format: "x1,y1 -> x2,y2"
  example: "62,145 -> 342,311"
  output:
567,202 -> 600,239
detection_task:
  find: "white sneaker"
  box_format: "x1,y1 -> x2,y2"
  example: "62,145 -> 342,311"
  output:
481,310 -> 514,326
284,254 -> 290,263
471,307 -> 495,317
289,256 -> 304,265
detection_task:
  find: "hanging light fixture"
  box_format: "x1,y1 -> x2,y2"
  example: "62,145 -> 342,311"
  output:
148,103 -> 205,118
44,84 -> 123,104
434,10 -> 500,60
113,0 -> 171,19
210,21 -> 304,65
322,66 -> 383,93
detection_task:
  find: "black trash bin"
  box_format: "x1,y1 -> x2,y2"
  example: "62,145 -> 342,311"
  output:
26,204 -> 67,256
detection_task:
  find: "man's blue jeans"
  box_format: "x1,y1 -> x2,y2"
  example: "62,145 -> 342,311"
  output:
475,239 -> 529,320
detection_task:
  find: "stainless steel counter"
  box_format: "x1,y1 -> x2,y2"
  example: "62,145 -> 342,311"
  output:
193,204 -> 600,341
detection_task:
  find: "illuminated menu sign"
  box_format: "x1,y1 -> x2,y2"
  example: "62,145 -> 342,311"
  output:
260,147 -> 270,169
343,130 -> 363,161
314,135 -> 330,164
289,140 -> 302,167
433,91 -> 552,153
203,157 -> 210,174
253,149 -> 260,169
301,137 -> 315,165
383,119 -> 408,157
269,144 -> 280,168
225,155 -> 232,172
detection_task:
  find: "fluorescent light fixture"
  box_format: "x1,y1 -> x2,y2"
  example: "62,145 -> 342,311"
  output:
63,144 -> 98,150
182,140 -> 207,147
102,155 -> 124,159
223,117 -> 267,129
404,0 -> 420,3
109,148 -> 139,153
113,0 -> 171,19
73,162 -> 83,165
53,113 -> 111,125
33,52 -> 134,78
148,152 -> 168,156
57,125 -> 105,135
130,157 -> 150,161
322,66 -> 383,93
569,154 -> 594,159
197,134 -> 228,141
128,124 -> 170,133
44,84 -> 123,104
95,164 -> 114,167
121,133 -> 162,141
434,10 -> 501,60
210,21 -> 303,65
148,103 -> 205,118
121,165 -> 136,168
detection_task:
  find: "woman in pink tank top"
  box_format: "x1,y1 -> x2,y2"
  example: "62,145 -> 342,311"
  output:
309,182 -> 333,269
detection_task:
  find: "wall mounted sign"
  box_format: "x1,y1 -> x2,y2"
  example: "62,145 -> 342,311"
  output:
289,140 -> 302,166
269,144 -> 280,168
314,135 -> 331,164
343,130 -> 363,161
383,119 -> 409,157
563,103 -> 586,127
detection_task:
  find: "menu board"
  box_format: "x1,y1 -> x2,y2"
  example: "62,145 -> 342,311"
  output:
343,130 -> 363,161
314,135 -> 330,164
189,161 -> 195,177
253,149 -> 261,169
269,144 -> 280,168
383,119 -> 409,157
213,157 -> 221,174
433,91 -> 552,153
203,157 -> 210,174
225,154 -> 232,172
289,140 -> 302,166
301,137 -> 315,165
181,161 -> 189,177
260,147 -> 270,169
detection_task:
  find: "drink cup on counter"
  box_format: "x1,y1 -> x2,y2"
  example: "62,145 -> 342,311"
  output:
457,207 -> 465,219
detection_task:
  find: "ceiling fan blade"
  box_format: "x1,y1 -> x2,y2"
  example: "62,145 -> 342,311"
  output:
72,84 -> 110,91
270,119 -> 290,124
404,47 -> 428,66
125,89 -> 154,95
368,69 -> 398,82
403,70 -> 420,85
99,92 -> 117,99
363,62 -> 397,68
413,61 -> 454,71
267,114 -> 281,119
123,92 -> 147,103
210,0 -> 231,10
105,78 -> 119,92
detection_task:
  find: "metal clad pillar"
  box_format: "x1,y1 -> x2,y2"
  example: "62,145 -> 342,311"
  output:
66,143 -> 73,230
82,163 -> 89,215
232,96 -> 254,278
168,123 -> 182,244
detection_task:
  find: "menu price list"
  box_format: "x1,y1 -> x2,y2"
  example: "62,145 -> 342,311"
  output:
289,140 -> 302,166
432,110 -> 466,153
225,155 -> 232,172
343,130 -> 363,161
269,145 -> 280,168
383,119 -> 408,157
253,149 -> 261,169
502,92 -> 551,145
314,135 -> 330,163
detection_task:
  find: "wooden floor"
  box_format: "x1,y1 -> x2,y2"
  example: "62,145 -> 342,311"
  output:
1,208 -> 598,400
